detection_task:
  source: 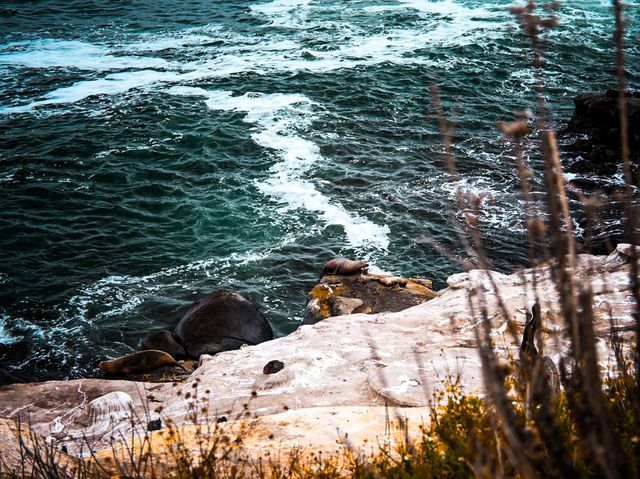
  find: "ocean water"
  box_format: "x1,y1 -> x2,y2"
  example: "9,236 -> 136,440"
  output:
0,0 -> 638,380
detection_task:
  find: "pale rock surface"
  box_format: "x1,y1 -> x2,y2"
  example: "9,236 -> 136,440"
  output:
93,405 -> 431,476
0,250 -> 637,463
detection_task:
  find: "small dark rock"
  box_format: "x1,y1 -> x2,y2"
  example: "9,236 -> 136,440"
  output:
263,360 -> 285,375
147,418 -> 162,431
216,416 -> 228,423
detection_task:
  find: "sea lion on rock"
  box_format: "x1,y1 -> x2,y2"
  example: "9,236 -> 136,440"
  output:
174,290 -> 273,359
99,350 -> 181,375
142,330 -> 187,359
320,257 -> 368,278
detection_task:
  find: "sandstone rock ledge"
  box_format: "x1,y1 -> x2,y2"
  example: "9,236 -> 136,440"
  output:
0,248 -> 637,469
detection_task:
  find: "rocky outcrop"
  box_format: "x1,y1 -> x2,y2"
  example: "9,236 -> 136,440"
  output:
100,290 -> 274,381
143,290 -> 273,360
303,272 -> 437,325
0,248 -> 637,466
563,90 -> 640,177
559,91 -> 640,251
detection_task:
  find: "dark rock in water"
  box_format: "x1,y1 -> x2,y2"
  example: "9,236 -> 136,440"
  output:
263,360 -> 284,375
560,91 -> 640,251
0,363 -> 24,386
174,290 -> 273,359
303,272 -> 436,325
142,330 -> 187,359
562,90 -> 640,178
565,91 -> 639,153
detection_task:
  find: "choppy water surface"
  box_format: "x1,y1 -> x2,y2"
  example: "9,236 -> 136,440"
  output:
1,0 -> 638,379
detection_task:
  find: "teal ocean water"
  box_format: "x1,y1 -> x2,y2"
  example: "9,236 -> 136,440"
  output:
1,0 -> 638,379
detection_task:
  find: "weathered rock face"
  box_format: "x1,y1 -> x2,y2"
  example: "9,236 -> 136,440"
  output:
563,91 -> 640,172
303,272 -> 437,325
175,290 -> 273,358
0,249 -> 636,464
560,91 -> 640,250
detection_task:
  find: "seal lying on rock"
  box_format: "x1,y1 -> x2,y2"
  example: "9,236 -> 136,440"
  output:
99,350 -> 183,376
320,258 -> 368,278
174,290 -> 273,359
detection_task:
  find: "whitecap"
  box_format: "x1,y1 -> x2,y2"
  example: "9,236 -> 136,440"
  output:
0,40 -> 170,71
169,86 -> 390,250
3,70 -> 183,113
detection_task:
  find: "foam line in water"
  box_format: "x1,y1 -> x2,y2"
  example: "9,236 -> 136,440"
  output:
2,3 -> 484,114
251,0 -> 310,15
169,86 -> 390,250
3,70 -> 183,114
0,40 -> 171,70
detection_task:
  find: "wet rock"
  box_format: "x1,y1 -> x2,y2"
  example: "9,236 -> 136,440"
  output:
559,91 -> 640,251
332,297 -> 366,316
303,272 -> 437,325
563,91 -> 640,164
0,363 -> 24,386
174,290 -> 273,359
561,90 -> 639,177
141,330 -> 187,359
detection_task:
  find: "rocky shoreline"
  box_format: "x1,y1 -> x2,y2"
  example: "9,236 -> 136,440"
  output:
0,245 -> 637,467
1,90 -> 638,471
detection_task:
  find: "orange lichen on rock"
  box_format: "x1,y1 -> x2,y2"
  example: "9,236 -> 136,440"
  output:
303,272 -> 437,324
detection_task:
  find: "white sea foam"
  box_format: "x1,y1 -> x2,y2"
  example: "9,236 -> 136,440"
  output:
0,40 -> 170,70
2,0 -> 491,114
4,70 -> 183,114
0,315 -> 20,345
365,0 -> 503,45
169,86 -> 390,250
250,0 -> 311,26
430,173 -> 527,231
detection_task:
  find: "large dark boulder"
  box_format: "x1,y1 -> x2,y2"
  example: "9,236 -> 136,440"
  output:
141,330 -> 187,359
562,90 -> 640,176
560,91 -> 640,253
174,290 -> 273,359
